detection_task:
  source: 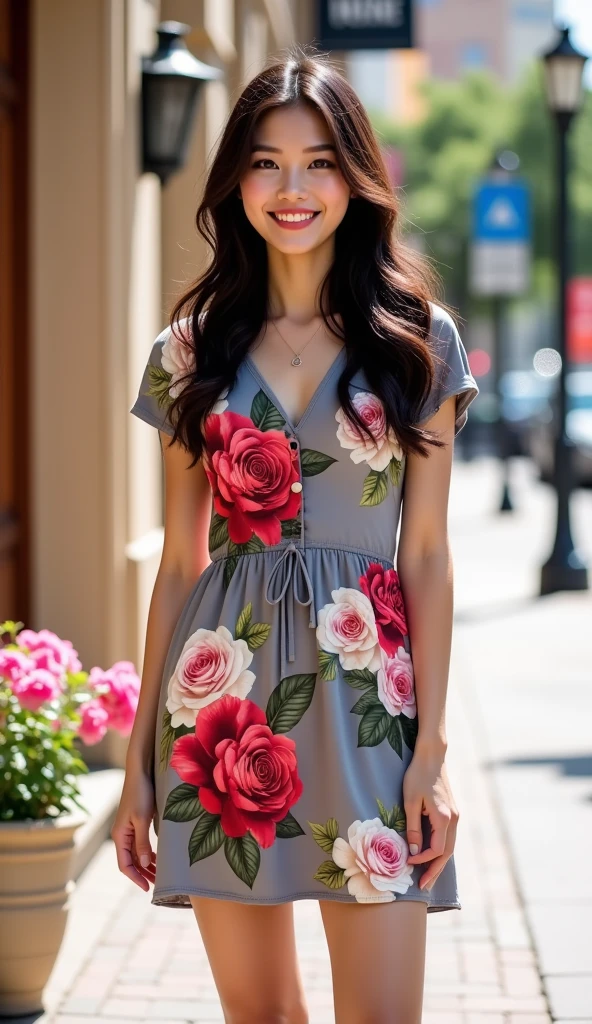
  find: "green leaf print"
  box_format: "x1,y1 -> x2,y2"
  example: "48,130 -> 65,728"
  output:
308,818 -> 339,854
300,449 -> 338,477
224,834 -> 261,889
208,512 -> 229,551
318,649 -> 338,681
159,709 -> 175,773
376,798 -> 406,833
265,674 -> 317,735
360,469 -> 389,507
349,692 -> 380,716
235,602 -> 253,639
388,457 -> 403,487
387,716 -> 403,758
275,811 -> 305,839
281,517 -> 302,540
399,712 -> 418,752
314,860 -> 346,890
163,783 -> 203,823
147,364 -> 173,408
357,705 -> 390,747
188,813 -> 225,865
242,622 -> 271,651
250,390 -> 286,431
223,556 -> 239,588
223,536 -> 265,588
343,668 -> 378,691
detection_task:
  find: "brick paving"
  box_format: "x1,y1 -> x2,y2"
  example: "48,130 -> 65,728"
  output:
28,455 -> 592,1023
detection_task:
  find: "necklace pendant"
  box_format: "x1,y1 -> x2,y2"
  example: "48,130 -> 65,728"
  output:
291,355 -> 302,366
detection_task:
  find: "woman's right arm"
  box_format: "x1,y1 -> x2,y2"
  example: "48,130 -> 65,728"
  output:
111,430 -> 212,891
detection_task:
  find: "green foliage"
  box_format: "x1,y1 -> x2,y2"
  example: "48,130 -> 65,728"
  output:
372,65 -> 592,308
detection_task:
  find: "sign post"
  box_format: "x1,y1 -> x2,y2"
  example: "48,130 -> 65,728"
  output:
316,0 -> 413,51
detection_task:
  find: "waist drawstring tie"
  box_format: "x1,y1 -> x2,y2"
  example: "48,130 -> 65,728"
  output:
265,543 -> 317,680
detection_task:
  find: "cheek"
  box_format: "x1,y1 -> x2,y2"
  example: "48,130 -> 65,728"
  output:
239,174 -> 272,220
316,176 -> 351,219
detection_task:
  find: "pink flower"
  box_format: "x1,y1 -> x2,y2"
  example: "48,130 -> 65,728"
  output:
78,699 -> 110,745
170,695 -> 303,848
161,325 -> 195,398
336,392 -> 403,471
12,668 -> 62,711
332,818 -> 414,902
377,648 -> 416,719
204,412 -> 301,545
17,628 -> 82,676
88,661 -> 139,736
166,626 -> 255,728
0,649 -> 35,686
360,563 -> 408,657
316,587 -> 380,671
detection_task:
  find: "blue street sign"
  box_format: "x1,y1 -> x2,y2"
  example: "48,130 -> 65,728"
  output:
472,180 -> 531,243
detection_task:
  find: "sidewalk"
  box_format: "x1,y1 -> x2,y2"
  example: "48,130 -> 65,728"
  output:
24,456 -> 592,1024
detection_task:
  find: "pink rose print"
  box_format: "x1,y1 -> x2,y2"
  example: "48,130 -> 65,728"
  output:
166,625 -> 255,728
360,563 -> 408,657
332,817 -> 414,902
11,668 -> 62,712
376,648 -> 416,719
161,325 -> 196,399
335,392 -> 403,471
170,694 -> 303,848
316,587 -> 381,671
204,411 -> 301,546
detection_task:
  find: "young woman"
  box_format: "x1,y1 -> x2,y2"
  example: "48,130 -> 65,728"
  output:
113,46 -> 478,1023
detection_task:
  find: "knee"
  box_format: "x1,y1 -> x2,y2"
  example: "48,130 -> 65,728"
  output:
224,999 -> 308,1024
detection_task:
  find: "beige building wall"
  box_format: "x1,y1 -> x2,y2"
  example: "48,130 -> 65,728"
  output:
29,0 -> 307,764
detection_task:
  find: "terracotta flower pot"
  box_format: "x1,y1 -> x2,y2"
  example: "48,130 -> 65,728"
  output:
0,810 -> 87,1016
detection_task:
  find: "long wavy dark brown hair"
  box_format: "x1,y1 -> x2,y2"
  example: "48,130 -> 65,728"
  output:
167,44 -> 452,464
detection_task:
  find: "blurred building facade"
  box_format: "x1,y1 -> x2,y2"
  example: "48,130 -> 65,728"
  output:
347,0 -> 555,121
1,0 -> 316,761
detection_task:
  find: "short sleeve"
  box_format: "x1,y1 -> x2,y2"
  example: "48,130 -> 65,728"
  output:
130,325 -> 179,437
417,304 -> 480,437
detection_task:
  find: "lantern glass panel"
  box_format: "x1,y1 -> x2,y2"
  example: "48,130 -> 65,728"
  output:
544,54 -> 586,113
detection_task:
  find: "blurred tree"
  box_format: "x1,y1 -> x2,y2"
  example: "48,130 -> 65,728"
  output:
371,64 -> 592,312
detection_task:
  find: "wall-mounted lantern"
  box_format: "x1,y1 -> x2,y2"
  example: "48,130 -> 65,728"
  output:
142,21 -> 223,185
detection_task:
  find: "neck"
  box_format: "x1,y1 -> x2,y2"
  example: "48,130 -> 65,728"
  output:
266,234 -> 335,322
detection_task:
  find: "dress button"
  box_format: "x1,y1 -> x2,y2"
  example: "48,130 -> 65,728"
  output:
291,481 -> 303,493
289,439 -> 299,450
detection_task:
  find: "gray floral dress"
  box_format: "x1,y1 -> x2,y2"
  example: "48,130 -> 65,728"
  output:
130,303 -> 479,912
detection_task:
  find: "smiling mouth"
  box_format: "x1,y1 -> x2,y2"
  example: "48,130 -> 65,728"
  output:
268,211 -> 321,228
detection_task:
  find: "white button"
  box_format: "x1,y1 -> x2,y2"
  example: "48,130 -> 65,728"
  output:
291,481 -> 303,493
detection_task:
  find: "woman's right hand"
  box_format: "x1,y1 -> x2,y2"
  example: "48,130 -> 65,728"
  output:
111,767 -> 157,892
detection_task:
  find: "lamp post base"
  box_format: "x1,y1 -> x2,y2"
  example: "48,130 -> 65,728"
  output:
540,555 -> 588,595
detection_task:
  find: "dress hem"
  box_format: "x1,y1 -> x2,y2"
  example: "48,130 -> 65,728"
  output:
150,885 -> 461,914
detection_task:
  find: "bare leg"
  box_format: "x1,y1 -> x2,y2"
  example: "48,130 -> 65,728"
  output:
320,899 -> 427,1024
189,896 -> 309,1024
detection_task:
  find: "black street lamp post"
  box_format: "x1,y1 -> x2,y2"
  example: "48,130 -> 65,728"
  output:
540,26 -> 589,595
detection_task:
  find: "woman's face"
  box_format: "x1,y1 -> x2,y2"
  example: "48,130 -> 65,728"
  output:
238,103 -> 352,254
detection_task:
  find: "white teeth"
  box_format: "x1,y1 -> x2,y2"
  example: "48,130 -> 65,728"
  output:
274,212 -> 316,223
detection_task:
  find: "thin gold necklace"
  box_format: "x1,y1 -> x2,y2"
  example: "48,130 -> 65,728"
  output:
271,318 -> 324,367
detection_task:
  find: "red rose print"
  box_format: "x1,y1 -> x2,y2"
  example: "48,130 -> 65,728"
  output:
203,412 -> 301,546
170,694 -> 303,848
359,563 -> 408,657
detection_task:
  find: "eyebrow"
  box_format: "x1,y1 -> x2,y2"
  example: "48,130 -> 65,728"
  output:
250,143 -> 337,153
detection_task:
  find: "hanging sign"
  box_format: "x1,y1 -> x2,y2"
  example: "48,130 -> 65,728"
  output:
469,178 -> 532,297
317,0 -> 413,51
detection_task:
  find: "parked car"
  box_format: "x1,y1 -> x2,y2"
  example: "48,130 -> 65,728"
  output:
527,368 -> 592,487
498,370 -> 554,456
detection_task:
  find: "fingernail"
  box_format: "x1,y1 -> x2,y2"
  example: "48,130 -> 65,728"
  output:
409,843 -> 419,855
140,854 -> 151,867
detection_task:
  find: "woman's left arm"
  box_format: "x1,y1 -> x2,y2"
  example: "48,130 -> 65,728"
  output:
396,393 -> 460,891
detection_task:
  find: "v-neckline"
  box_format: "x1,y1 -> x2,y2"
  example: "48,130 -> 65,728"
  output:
245,346 -> 347,433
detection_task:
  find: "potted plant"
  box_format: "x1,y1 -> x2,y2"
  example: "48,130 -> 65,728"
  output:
0,620 -> 140,1017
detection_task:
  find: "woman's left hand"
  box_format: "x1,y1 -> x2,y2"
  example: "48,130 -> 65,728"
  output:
402,744 -> 459,891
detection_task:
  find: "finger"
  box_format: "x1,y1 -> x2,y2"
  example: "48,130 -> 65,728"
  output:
112,826 -> 150,891
419,856 -> 448,890
405,799 -> 423,858
408,808 -> 450,863
131,837 -> 156,883
133,816 -> 155,871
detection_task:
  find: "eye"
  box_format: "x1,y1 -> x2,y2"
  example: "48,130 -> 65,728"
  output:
309,158 -> 335,169
251,158 -> 278,169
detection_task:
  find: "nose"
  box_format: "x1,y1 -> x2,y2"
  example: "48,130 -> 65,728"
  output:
277,168 -> 307,201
